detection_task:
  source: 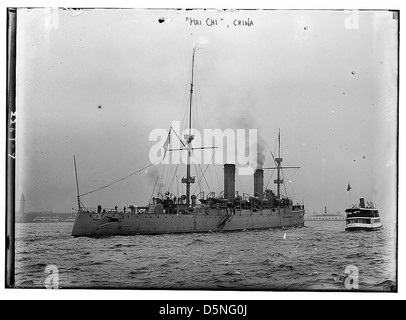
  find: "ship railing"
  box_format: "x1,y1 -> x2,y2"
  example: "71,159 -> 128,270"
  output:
346,211 -> 379,218
82,206 -> 149,214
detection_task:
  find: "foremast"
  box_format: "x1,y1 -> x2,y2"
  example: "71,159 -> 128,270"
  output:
182,45 -> 197,206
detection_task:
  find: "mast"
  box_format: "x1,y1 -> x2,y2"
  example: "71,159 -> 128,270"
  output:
263,130 -> 301,202
73,155 -> 81,211
182,45 -> 197,206
275,129 -> 283,199
189,45 -> 195,136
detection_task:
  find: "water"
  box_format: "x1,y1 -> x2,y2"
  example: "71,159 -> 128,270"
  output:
15,220 -> 397,291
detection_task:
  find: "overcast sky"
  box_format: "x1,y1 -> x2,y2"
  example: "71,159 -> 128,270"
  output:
15,8 -> 398,219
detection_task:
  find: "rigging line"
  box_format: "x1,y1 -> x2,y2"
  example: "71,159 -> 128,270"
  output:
158,162 -> 165,196
150,175 -> 159,203
285,168 -> 300,184
168,163 -> 181,193
180,99 -> 188,133
195,77 -> 203,134
193,74 -> 201,130
194,148 -> 217,195
176,174 -> 179,197
206,154 -> 216,194
164,146 -> 180,190
161,162 -> 168,192
280,168 -> 300,196
162,162 -> 171,192
191,149 -> 213,194
265,169 -> 276,190
286,169 -> 300,202
235,174 -> 246,194
206,149 -> 218,192
208,149 -> 220,192
282,171 -> 288,198
79,159 -> 161,197
192,162 -> 208,194
171,128 -> 187,149
214,164 -> 221,192
195,73 -> 209,131
287,179 -> 299,203
200,164 -> 213,194
194,94 -> 199,134
193,162 -> 203,195
289,181 -> 299,203
164,160 -> 175,191
191,158 -> 204,195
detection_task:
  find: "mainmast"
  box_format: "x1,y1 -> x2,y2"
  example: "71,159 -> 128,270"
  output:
182,45 -> 197,206
263,130 -> 301,201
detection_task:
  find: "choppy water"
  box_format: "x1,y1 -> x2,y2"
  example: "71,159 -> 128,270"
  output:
15,220 -> 397,291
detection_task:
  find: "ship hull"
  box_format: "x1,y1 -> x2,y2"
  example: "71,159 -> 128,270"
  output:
345,226 -> 383,231
72,208 -> 305,237
345,223 -> 383,232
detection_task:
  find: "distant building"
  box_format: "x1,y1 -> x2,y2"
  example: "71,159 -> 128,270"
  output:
16,194 -> 73,223
16,193 -> 30,223
40,211 -> 54,215
305,207 -> 345,221
19,193 -> 25,215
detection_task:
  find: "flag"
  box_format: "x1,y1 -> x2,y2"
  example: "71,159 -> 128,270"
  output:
347,182 -> 351,192
162,129 -> 171,160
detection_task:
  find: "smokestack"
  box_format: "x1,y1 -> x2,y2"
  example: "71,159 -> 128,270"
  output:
224,164 -> 236,201
360,198 -> 365,208
254,169 -> 264,196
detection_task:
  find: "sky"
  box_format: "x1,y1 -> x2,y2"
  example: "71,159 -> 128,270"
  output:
15,8 -> 398,219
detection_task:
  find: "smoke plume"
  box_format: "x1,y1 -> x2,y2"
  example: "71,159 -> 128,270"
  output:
234,114 -> 266,169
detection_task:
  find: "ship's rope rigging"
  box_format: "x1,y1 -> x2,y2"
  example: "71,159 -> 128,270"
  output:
285,170 -> 301,203
154,128 -> 217,199
153,50 -> 218,200
78,127 -> 178,198
78,159 -> 162,197
268,136 -> 301,201
76,47 -> 218,203
191,148 -> 218,195
265,169 -> 276,191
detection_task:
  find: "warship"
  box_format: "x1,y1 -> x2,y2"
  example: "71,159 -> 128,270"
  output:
71,47 -> 305,237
